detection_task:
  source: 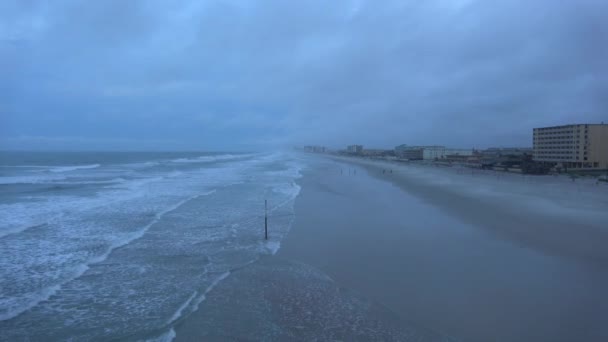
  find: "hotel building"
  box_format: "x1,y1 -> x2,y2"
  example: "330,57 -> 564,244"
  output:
533,123 -> 608,170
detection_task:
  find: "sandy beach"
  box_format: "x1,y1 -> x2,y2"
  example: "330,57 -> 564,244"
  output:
174,154 -> 608,341
278,155 -> 608,342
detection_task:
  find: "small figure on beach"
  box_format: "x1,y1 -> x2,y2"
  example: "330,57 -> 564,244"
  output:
383,169 -> 385,174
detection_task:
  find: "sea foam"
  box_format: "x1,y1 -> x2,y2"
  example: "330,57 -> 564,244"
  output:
0,191 -> 214,322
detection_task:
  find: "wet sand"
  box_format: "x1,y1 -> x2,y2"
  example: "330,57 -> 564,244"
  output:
173,256 -> 451,341
338,157 -> 608,265
278,156 -> 608,342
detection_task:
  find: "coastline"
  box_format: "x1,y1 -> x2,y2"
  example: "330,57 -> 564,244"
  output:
172,155 -> 456,342
173,154 -> 608,342
277,155 -> 608,342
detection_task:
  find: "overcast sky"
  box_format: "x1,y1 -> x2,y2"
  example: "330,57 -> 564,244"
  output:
1,0 -> 606,151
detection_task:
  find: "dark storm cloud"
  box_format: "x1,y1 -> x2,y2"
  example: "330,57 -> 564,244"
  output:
1,0 -> 606,150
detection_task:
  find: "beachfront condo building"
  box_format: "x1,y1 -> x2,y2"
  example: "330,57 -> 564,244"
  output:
394,145 -> 473,161
533,123 -> 608,170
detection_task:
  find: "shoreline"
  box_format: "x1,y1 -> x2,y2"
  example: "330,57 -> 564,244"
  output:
173,154 -> 608,341
173,255 -> 449,341
173,155 -> 457,342
277,155 -> 608,342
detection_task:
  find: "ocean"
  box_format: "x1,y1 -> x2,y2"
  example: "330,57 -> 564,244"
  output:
0,151 -> 303,340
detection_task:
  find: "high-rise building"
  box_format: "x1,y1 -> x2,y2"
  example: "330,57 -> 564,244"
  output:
533,123 -> 608,170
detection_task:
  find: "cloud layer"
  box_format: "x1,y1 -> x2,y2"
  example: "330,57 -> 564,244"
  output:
1,0 -> 606,150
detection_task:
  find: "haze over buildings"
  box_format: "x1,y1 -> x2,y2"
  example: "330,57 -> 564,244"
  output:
1,0 -> 607,151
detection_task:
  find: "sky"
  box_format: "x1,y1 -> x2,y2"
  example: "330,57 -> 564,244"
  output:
1,0 -> 606,151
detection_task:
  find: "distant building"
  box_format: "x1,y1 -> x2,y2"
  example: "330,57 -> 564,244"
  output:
477,147 -> 550,174
480,147 -> 532,166
395,145 -> 472,161
362,149 -> 395,157
347,145 -> 363,154
394,144 -> 412,158
533,123 -> 608,170
394,145 -> 426,160
423,147 -> 473,160
421,146 -> 446,160
304,145 -> 326,153
483,147 -> 532,157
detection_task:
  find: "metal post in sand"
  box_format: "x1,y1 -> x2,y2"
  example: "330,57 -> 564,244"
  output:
264,199 -> 268,240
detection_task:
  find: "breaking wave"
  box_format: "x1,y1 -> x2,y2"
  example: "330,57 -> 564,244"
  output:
49,164 -> 101,173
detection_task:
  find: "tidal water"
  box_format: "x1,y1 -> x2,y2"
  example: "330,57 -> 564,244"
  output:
0,151 -> 303,340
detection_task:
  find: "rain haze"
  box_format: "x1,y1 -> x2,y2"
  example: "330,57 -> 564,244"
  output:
1,0 -> 607,150
1,2 -> 608,342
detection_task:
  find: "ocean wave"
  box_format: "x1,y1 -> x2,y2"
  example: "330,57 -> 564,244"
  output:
0,175 -> 123,186
192,272 -> 231,311
1,152 -> 304,339
0,176 -> 122,186
58,177 -> 126,185
0,172 -> 217,240
123,161 -> 160,168
166,292 -> 197,325
0,284 -> 62,321
0,177 -> 164,239
0,175 -> 67,185
0,191 -> 215,321
164,270 -> 231,329
102,191 -> 215,254
170,155 -> 234,164
272,181 -> 302,199
169,153 -> 258,164
49,164 -> 101,173
0,165 -> 51,169
146,328 -> 176,342
0,222 -> 50,239
118,177 -> 165,190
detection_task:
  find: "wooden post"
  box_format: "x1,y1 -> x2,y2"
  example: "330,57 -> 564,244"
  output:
264,199 -> 268,240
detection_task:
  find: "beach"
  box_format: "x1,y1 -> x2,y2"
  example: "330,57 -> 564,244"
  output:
4,152 -> 607,341
173,154 -> 608,341
5,0 -> 608,339
277,156 -> 608,341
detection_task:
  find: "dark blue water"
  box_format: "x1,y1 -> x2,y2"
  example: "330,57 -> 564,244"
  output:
0,151 -> 303,340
